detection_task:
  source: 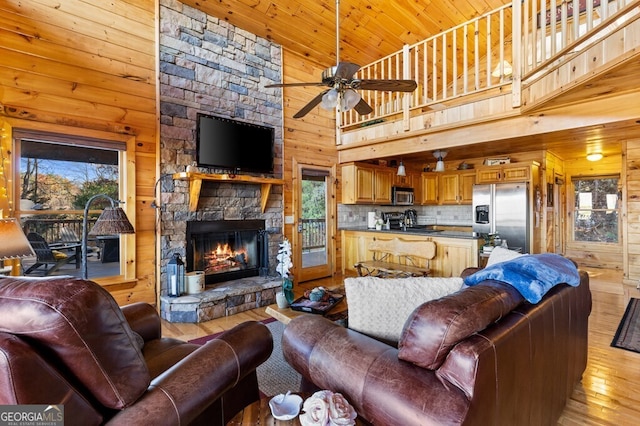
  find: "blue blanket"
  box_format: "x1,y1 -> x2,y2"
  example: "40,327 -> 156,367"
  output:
463,254 -> 580,303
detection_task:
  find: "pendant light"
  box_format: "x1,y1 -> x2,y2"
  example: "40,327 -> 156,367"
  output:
397,160 -> 406,176
433,150 -> 447,172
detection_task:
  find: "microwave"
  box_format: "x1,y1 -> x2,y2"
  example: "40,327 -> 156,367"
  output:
391,186 -> 414,206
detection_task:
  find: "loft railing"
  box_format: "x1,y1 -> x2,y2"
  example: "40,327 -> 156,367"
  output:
340,0 -> 636,129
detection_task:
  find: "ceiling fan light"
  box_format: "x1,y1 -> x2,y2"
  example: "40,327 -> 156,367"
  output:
397,161 -> 406,176
491,60 -> 513,78
321,89 -> 339,110
341,89 -> 361,111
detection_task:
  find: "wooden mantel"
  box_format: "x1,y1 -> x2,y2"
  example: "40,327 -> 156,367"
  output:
172,172 -> 285,212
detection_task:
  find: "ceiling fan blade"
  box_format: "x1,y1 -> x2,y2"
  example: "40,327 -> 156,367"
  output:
353,98 -> 373,116
334,62 -> 362,80
355,79 -> 418,92
265,82 -> 326,88
293,90 -> 329,118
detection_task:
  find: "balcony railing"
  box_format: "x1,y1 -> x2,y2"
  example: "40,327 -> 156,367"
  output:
301,219 -> 326,252
340,0 -> 636,128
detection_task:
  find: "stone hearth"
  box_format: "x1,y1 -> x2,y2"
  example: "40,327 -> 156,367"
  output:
160,276 -> 281,323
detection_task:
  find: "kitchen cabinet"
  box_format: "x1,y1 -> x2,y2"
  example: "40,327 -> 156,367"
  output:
341,230 -> 480,277
420,173 -> 439,205
394,172 -> 414,188
439,171 -> 475,205
475,163 -> 538,184
342,163 -> 393,204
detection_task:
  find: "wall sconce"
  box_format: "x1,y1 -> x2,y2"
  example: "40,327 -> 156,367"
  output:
586,152 -> 603,161
433,150 -> 447,172
491,60 -> 513,78
82,194 -> 134,280
397,160 -> 406,176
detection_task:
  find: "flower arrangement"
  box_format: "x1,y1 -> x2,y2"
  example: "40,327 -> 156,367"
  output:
276,237 -> 294,303
299,390 -> 357,426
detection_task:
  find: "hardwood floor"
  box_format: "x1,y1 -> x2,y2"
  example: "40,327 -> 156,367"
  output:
161,268 -> 640,425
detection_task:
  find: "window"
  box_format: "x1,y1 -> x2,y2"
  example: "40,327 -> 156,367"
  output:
572,176 -> 620,243
14,130 -> 132,280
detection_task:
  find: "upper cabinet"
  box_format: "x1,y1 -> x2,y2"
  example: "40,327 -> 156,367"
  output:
475,163 -> 537,184
420,170 -> 474,205
420,173 -> 439,205
342,163 -> 393,204
439,171 -> 475,205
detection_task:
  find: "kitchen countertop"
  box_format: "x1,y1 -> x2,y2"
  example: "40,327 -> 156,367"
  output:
340,226 -> 481,240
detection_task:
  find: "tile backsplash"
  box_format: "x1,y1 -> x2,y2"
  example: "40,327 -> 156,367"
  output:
337,204 -> 473,229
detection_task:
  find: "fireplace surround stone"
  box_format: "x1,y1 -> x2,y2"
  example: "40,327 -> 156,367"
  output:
160,276 -> 282,323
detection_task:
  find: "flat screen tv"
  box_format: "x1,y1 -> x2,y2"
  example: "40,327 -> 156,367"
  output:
196,113 -> 275,174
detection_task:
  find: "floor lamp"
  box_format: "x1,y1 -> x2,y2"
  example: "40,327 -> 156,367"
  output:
0,218 -> 36,275
82,194 -> 135,280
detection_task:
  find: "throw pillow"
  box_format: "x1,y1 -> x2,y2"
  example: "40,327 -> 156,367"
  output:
486,246 -> 524,266
344,276 -> 464,343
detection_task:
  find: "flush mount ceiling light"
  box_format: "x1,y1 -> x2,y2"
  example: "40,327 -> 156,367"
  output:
433,150 -> 447,172
586,152 -> 603,161
397,160 -> 406,176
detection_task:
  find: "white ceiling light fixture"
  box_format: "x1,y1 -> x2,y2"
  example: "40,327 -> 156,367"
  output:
433,150 -> 447,172
491,60 -> 513,78
397,160 -> 406,176
586,152 -> 603,161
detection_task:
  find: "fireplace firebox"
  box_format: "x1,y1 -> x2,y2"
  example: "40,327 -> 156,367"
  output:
186,220 -> 268,285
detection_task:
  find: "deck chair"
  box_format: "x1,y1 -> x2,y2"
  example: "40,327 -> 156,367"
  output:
23,232 -> 77,276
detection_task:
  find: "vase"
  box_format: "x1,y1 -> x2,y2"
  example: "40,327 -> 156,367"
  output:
276,291 -> 289,308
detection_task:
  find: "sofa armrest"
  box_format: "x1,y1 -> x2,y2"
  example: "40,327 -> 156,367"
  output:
121,302 -> 162,342
460,267 -> 481,279
106,321 -> 273,425
282,315 -> 469,425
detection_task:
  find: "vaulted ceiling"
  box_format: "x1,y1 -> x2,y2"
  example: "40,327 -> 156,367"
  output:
181,0 -> 511,70
182,0 -> 635,162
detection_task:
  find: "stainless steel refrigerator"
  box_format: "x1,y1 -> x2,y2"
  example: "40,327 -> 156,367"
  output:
472,182 -> 530,253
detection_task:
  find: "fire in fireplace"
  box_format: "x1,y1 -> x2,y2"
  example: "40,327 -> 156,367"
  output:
186,220 -> 268,285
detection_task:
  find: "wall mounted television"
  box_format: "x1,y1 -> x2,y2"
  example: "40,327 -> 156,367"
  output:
196,113 -> 275,174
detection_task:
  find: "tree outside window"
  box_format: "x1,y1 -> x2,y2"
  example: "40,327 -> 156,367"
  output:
573,176 -> 619,243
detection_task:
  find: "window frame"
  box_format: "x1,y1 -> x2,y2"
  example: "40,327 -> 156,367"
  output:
570,174 -> 620,245
10,126 -> 136,283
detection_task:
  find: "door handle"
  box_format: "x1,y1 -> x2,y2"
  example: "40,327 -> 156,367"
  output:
297,222 -> 303,233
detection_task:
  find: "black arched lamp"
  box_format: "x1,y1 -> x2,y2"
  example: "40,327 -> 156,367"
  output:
82,194 -> 134,279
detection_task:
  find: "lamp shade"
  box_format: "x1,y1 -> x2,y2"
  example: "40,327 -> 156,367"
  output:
0,218 -> 35,260
88,207 -> 135,236
397,161 -> 406,176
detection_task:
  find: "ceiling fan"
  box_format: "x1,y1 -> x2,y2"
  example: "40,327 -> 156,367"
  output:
265,0 -> 417,119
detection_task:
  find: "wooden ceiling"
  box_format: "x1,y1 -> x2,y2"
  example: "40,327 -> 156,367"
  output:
182,0 -> 635,162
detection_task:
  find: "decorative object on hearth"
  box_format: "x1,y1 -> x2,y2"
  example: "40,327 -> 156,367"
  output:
82,194 -> 134,280
265,0 -> 417,118
276,237 -> 294,304
299,390 -> 357,426
433,150 -> 447,172
167,253 -> 185,297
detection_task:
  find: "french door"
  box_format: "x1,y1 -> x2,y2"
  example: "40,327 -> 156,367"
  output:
295,163 -> 335,282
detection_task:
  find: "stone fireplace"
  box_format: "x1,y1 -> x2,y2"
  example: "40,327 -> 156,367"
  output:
158,2 -> 284,323
186,219 -> 269,285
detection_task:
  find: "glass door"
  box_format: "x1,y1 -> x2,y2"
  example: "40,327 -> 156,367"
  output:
296,164 -> 334,282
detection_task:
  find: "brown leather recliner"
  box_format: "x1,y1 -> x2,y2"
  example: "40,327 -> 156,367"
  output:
0,276 -> 273,426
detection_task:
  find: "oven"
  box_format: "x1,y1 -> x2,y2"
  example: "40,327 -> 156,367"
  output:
391,186 -> 414,206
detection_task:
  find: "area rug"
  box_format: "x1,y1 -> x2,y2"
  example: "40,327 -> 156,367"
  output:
611,297 -> 640,353
189,319 -> 301,396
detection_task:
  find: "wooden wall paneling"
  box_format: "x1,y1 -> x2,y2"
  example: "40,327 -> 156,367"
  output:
0,0 -> 158,304
625,140 -> 640,283
281,49 -> 339,279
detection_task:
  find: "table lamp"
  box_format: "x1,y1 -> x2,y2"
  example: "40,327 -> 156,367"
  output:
0,218 -> 36,275
82,194 -> 135,279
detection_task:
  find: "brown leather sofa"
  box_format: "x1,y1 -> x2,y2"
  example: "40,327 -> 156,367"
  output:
0,276 -> 273,426
282,269 -> 591,425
